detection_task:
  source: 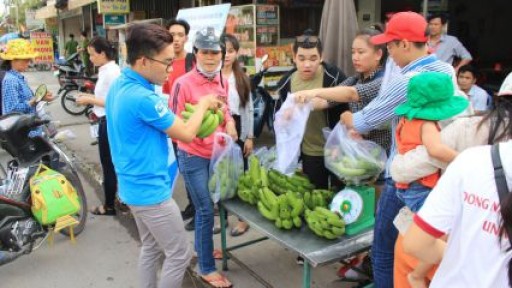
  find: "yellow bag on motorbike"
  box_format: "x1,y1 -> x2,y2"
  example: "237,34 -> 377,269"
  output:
30,164 -> 80,225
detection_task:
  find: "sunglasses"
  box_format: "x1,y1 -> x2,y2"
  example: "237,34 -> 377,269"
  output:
296,35 -> 319,45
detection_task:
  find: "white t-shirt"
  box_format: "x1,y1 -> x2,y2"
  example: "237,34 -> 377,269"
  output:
468,84 -> 491,112
94,61 -> 121,117
227,73 -> 240,115
415,141 -> 512,288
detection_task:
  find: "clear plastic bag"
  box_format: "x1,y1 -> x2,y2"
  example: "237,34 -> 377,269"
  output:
253,145 -> 277,170
324,123 -> 387,184
273,93 -> 313,175
208,132 -> 244,203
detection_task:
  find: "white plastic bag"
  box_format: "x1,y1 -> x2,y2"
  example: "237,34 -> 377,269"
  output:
324,123 -> 387,184
253,145 -> 277,170
208,133 -> 244,203
273,93 -> 313,175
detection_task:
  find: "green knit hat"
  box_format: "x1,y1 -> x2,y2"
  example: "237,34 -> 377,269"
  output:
395,72 -> 469,121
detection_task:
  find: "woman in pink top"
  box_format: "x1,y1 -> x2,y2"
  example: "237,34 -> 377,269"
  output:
172,27 -> 237,288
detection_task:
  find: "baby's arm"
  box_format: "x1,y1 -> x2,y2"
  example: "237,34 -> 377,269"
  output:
421,122 -> 458,163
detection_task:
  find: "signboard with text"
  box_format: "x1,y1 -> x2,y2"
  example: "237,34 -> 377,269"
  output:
98,0 -> 130,14
176,4 -> 231,53
30,32 -> 54,63
103,14 -> 126,27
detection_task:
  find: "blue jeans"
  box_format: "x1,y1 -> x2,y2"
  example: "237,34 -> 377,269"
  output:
177,149 -> 215,275
372,178 -> 404,288
396,182 -> 431,213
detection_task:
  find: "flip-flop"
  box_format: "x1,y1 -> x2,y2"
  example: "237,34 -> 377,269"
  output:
200,272 -> 233,288
230,224 -> 250,237
213,249 -> 223,260
90,205 -> 116,216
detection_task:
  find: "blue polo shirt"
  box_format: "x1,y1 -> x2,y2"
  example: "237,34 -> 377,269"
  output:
105,68 -> 176,206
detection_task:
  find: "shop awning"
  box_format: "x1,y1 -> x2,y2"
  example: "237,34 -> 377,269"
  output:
35,6 -> 57,19
319,0 -> 358,75
68,0 -> 97,10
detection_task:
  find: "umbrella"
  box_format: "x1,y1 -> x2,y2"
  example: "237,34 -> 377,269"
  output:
0,32 -> 20,44
319,0 -> 358,76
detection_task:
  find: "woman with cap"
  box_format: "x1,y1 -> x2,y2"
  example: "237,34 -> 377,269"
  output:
1,39 -> 54,132
172,27 -> 237,288
391,71 -> 468,288
400,73 -> 512,287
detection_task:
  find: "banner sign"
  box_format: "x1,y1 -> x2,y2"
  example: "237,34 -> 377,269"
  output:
30,32 -> 54,63
98,0 -> 130,14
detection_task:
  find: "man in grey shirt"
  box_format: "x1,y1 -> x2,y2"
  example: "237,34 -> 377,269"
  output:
428,13 -> 472,71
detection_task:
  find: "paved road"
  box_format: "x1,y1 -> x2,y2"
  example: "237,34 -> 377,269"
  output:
0,71 -> 357,288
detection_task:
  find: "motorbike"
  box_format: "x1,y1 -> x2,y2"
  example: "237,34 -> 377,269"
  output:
251,55 -> 291,137
53,52 -> 85,83
57,76 -> 96,116
0,111 -> 87,266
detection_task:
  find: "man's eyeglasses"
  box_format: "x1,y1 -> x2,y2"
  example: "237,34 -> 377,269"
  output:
147,57 -> 174,71
296,35 -> 319,45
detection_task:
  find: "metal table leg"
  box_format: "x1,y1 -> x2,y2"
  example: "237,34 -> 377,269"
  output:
303,258 -> 311,288
220,204 -> 229,271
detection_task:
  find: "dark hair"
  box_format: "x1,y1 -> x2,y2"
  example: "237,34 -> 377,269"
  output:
0,60 -> 11,70
479,96 -> 512,145
292,29 -> 323,55
457,64 -> 479,78
81,30 -> 87,38
427,13 -> 447,25
126,24 -> 173,65
88,36 -> 116,61
166,18 -> 190,35
221,34 -> 251,107
355,25 -> 388,66
69,34 -> 74,38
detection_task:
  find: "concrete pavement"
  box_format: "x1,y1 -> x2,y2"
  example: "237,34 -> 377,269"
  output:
16,71 -> 356,288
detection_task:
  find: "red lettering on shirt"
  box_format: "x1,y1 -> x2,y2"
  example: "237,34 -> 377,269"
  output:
463,192 -> 499,212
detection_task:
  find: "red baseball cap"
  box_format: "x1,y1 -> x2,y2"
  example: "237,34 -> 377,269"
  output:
371,12 -> 428,45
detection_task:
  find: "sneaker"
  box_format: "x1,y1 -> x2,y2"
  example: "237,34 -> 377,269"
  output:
185,219 -> 195,231
181,204 -> 195,220
296,256 -> 304,265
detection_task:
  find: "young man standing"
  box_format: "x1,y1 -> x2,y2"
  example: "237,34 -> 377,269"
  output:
341,12 -> 454,288
457,64 -> 491,114
105,23 -> 221,288
276,31 -> 348,190
162,18 -> 197,230
427,13 -> 472,71
64,33 -> 78,58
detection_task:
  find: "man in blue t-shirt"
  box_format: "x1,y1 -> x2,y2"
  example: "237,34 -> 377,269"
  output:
105,23 -> 221,288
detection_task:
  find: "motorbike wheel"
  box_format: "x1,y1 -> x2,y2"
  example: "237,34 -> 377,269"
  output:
61,89 -> 88,116
58,169 -> 87,236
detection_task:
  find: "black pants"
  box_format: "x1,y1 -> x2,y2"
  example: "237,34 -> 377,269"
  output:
98,118 -> 117,208
301,154 -> 343,190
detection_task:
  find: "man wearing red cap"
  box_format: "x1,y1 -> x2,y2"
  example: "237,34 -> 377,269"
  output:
341,12 -> 454,288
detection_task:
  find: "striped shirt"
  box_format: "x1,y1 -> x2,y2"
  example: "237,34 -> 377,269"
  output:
352,54 -> 454,176
428,34 -> 472,65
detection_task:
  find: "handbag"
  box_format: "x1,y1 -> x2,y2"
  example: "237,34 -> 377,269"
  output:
30,164 -> 81,225
491,144 -> 512,244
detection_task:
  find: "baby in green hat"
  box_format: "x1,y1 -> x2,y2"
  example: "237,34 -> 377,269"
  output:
393,71 -> 469,287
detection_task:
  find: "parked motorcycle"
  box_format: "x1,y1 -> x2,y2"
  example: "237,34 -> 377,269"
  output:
53,52 -> 85,83
58,76 -> 96,116
0,112 -> 87,266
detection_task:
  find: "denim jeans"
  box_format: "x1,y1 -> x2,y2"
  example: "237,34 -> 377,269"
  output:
177,149 -> 215,275
396,182 -> 431,213
372,178 -> 404,288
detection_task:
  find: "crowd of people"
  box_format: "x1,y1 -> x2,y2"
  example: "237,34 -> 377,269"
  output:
3,9 -> 512,288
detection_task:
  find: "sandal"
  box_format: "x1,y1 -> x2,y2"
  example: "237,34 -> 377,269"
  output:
230,223 -> 250,237
200,272 -> 233,288
90,205 -> 116,216
213,249 -> 223,260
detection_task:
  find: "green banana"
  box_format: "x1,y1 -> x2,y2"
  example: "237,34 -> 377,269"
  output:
198,114 -> 219,138
216,109 -> 224,124
185,103 -> 196,112
323,230 -> 338,240
331,226 -> 345,236
275,218 -> 283,229
282,219 -> 293,230
293,216 -> 302,228
258,201 -> 277,221
181,110 -> 193,120
197,113 -> 215,136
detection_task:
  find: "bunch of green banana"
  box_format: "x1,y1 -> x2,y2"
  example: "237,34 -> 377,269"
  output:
303,189 -> 334,210
257,187 -> 279,221
237,174 -> 258,205
181,103 -> 225,138
237,155 -> 268,205
273,192 -> 304,230
208,156 -> 242,201
267,169 -> 315,195
305,207 -> 345,240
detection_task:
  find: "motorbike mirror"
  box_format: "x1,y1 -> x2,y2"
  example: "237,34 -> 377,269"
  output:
261,54 -> 269,64
34,84 -> 47,103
